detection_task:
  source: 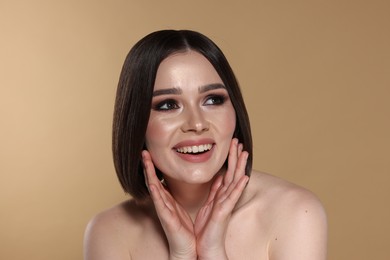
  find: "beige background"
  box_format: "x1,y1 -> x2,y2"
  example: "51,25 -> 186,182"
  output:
1,0 -> 389,259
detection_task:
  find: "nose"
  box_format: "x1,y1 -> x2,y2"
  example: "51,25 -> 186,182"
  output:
181,107 -> 210,133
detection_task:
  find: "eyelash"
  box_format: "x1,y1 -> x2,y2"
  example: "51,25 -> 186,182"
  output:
153,99 -> 179,111
153,95 -> 227,111
204,94 -> 226,106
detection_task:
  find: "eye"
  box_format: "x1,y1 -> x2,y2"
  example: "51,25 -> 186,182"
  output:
204,95 -> 226,106
153,99 -> 180,111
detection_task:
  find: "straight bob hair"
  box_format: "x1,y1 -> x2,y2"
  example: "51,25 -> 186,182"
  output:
113,30 -> 252,201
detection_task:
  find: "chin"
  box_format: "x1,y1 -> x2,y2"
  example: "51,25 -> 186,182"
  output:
173,166 -> 223,185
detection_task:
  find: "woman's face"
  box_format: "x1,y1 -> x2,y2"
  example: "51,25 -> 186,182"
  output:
145,51 -> 236,184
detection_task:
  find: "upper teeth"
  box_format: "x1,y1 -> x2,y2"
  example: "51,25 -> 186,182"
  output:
176,144 -> 212,154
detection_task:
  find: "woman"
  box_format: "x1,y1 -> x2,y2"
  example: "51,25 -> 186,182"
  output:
84,30 -> 327,260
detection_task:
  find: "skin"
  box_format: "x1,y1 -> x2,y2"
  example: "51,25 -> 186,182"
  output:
84,51 -> 328,260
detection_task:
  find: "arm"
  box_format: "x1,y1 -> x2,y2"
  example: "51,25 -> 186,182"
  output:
269,189 -> 328,260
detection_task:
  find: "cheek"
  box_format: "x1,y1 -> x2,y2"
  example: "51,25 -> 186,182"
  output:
145,120 -> 163,149
216,106 -> 236,137
145,120 -> 158,145
228,109 -> 236,133
145,117 -> 178,149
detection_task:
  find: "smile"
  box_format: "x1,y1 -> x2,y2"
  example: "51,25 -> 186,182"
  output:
176,144 -> 213,154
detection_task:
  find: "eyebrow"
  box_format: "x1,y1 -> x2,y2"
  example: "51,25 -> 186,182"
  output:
198,83 -> 226,93
152,83 -> 226,97
152,88 -> 182,97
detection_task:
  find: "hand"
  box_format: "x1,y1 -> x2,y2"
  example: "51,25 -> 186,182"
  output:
142,151 -> 197,260
194,138 -> 249,259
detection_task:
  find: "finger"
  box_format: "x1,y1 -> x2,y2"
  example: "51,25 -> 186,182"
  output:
224,138 -> 239,186
142,150 -> 163,189
232,150 -> 248,184
237,143 -> 243,160
205,175 -> 223,205
149,185 -> 184,235
224,175 -> 249,207
149,184 -> 166,208
143,150 -> 174,207
148,184 -> 174,214
207,175 -> 248,224
216,151 -> 248,203
142,152 -> 150,190
152,184 -> 181,218
216,175 -> 249,213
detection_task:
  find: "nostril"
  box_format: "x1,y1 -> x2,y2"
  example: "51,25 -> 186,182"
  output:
180,109 -> 210,133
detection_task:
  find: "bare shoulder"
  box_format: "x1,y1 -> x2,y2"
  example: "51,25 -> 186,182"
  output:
83,199 -> 154,260
251,171 -> 326,213
247,171 -> 328,259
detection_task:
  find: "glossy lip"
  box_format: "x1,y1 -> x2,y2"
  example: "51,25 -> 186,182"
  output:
173,138 -> 215,163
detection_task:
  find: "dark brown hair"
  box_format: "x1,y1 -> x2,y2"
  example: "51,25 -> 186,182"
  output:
113,30 -> 252,200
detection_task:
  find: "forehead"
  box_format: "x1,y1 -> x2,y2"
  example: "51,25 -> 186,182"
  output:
154,51 -> 223,90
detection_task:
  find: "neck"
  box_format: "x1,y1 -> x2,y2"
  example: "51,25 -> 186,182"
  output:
164,178 -> 214,221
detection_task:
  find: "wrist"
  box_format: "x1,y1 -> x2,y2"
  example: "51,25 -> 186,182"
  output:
198,254 -> 228,260
197,250 -> 228,260
169,255 -> 197,260
169,250 -> 197,260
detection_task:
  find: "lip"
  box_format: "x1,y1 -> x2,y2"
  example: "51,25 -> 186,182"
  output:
173,138 -> 215,149
173,138 -> 215,163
